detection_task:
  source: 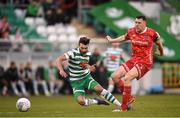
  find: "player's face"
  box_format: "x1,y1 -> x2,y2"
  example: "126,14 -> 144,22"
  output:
79,43 -> 89,53
19,63 -> 24,69
134,18 -> 146,33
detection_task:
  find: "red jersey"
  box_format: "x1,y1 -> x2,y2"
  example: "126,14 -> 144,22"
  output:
125,27 -> 159,66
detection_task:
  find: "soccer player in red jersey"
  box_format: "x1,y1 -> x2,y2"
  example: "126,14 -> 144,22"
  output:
106,15 -> 164,112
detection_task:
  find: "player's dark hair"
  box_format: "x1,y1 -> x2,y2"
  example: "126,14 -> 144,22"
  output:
79,37 -> 90,45
136,15 -> 146,21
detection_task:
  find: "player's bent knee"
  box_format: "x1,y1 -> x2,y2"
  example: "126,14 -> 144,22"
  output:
124,79 -> 131,85
77,99 -> 85,106
111,73 -> 120,83
124,74 -> 132,85
94,85 -> 103,94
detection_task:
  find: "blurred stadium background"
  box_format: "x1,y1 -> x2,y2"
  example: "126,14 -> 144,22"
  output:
0,0 -> 180,117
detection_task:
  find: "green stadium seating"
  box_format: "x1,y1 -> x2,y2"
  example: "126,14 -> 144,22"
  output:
0,5 -> 42,40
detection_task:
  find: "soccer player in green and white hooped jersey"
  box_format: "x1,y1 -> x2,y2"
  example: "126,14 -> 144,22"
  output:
56,37 -> 121,108
99,43 -> 125,93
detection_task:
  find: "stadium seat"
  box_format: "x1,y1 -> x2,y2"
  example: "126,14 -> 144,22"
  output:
14,9 -> 26,20
47,26 -> 56,35
66,25 -> 77,35
48,34 -> 58,42
36,25 -> 47,37
56,26 -> 66,35
58,34 -> 68,42
25,17 -> 35,28
68,34 -> 77,42
35,17 -> 46,26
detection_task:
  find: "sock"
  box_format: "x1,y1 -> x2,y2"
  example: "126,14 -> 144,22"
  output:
55,82 -> 63,94
107,84 -> 114,93
121,86 -> 131,110
11,82 -> 19,95
19,81 -> 28,95
2,86 -> 7,95
49,82 -> 55,94
101,89 -> 121,106
42,81 -> 50,96
85,98 -> 98,106
33,80 -> 39,95
116,79 -> 124,93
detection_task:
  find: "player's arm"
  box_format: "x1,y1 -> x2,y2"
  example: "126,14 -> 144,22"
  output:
106,35 -> 126,43
55,54 -> 68,78
81,62 -> 96,72
86,64 -> 96,72
88,52 -> 104,71
154,38 -> 164,56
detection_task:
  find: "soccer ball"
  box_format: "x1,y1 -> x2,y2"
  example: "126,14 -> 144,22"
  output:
16,98 -> 31,112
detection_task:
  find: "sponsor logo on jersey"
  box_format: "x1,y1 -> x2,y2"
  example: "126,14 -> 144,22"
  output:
143,34 -> 149,40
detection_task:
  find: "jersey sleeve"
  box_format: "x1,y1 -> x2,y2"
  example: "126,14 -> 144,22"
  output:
124,29 -> 131,40
64,50 -> 74,59
153,31 -> 160,42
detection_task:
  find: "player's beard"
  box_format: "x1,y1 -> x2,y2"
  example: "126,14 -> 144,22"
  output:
80,50 -> 88,55
135,27 -> 141,33
80,52 -> 87,55
135,25 -> 146,33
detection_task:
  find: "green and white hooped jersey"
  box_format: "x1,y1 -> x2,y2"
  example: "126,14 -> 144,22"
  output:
64,48 -> 91,81
104,47 -> 123,72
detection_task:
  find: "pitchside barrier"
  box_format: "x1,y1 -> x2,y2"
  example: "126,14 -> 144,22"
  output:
162,63 -> 180,88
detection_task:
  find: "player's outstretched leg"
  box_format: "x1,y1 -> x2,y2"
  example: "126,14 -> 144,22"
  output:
100,89 -> 121,107
94,97 -> 110,105
76,96 -> 109,106
112,86 -> 135,112
107,77 -> 115,93
94,84 -> 121,107
116,79 -> 124,93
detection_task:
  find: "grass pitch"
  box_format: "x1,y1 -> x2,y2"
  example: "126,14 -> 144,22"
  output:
0,94 -> 180,117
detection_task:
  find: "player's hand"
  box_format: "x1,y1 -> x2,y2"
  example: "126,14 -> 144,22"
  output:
89,65 -> 96,72
106,35 -> 112,43
154,48 -> 163,56
59,70 -> 68,78
80,62 -> 88,69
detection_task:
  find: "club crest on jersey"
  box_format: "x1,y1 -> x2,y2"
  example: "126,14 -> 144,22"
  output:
132,34 -> 136,37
